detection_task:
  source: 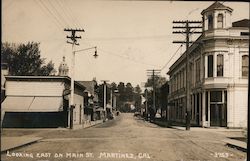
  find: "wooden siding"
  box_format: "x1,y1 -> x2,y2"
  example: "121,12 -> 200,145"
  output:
6,81 -> 65,97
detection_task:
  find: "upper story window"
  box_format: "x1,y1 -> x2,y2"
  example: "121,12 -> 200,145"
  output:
242,55 -> 249,77
217,14 -> 223,28
217,54 -> 224,77
208,15 -> 213,30
195,59 -> 201,83
208,55 -> 213,77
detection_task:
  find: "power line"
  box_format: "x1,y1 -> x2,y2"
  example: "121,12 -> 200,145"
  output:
36,0 -> 65,29
55,0 -> 81,28
46,0 -> 71,27
97,48 -> 160,68
160,44 -> 183,71
85,34 -> 176,41
61,0 -> 83,28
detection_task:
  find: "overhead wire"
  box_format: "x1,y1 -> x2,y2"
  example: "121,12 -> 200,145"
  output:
46,0 -> 71,28
55,0 -> 81,28
35,0 -> 65,30
160,44 -> 183,71
97,47 -> 161,68
61,0 -> 84,28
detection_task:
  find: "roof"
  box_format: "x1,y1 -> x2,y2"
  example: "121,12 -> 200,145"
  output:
77,81 -> 96,95
232,19 -> 250,27
5,75 -> 86,90
201,2 -> 233,14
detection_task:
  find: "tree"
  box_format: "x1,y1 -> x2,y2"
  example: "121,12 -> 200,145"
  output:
1,42 -> 56,76
38,60 -> 56,76
135,85 -> 142,94
117,82 -> 126,101
144,75 -> 167,113
125,83 -> 134,101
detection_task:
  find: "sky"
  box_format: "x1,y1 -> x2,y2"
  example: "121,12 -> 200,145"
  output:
2,0 -> 249,87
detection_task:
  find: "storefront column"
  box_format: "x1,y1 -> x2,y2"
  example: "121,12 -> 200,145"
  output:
199,92 -> 202,126
202,91 -> 206,127
208,91 -> 210,127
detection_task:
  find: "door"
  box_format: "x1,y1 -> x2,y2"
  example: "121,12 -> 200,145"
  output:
210,104 -> 226,127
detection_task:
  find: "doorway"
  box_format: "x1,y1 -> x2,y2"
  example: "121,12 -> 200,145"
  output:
210,103 -> 226,127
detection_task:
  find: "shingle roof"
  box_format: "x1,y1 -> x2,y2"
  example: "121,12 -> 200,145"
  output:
77,81 -> 96,95
201,2 -> 233,14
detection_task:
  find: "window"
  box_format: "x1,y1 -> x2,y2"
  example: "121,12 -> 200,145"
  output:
208,15 -> 213,30
183,69 -> 186,88
210,91 -> 222,102
195,59 -> 201,82
242,55 -> 249,77
208,55 -> 214,77
217,54 -> 224,76
217,14 -> 223,28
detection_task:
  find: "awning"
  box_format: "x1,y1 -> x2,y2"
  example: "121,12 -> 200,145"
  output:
1,97 -> 34,112
29,97 -> 63,112
2,96 -> 63,112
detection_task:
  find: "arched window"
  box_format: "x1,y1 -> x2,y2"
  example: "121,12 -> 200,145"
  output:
217,14 -> 223,28
242,55 -> 249,77
208,15 -> 213,30
217,54 -> 223,76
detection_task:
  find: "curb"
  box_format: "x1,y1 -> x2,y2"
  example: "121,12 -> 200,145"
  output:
1,138 -> 42,154
223,139 -> 247,152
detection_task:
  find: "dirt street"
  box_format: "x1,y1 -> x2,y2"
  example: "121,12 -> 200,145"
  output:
1,113 -> 247,161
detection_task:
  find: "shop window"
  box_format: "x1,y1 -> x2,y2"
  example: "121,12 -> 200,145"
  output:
242,55 -> 249,77
217,14 -> 223,28
217,54 -> 224,76
210,91 -> 222,102
208,15 -> 213,30
208,55 -> 214,77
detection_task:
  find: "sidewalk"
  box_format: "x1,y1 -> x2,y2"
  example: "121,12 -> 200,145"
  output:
148,118 -> 247,152
169,126 -> 247,152
1,136 -> 42,153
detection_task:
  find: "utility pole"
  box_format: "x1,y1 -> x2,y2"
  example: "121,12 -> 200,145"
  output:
145,89 -> 148,120
101,80 -> 109,120
110,89 -> 113,113
173,20 -> 202,130
64,28 -> 85,129
147,69 -> 160,117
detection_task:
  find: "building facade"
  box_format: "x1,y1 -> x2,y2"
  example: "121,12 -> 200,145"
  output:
167,2 -> 249,128
1,76 -> 86,128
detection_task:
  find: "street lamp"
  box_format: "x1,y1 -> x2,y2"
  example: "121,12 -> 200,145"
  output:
70,46 -> 98,129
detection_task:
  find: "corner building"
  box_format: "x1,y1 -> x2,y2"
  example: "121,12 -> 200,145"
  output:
167,2 -> 249,128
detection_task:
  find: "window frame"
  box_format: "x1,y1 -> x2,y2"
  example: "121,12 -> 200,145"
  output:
208,55 -> 214,77
217,54 -> 224,77
242,55 -> 249,77
217,14 -> 223,28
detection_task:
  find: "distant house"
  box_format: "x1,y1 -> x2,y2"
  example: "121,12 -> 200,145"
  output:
77,80 -> 103,122
167,2 -> 248,128
159,82 -> 169,120
1,63 -> 9,102
1,76 -> 86,128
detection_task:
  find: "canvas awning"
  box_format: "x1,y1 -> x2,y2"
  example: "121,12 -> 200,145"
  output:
2,96 -> 63,112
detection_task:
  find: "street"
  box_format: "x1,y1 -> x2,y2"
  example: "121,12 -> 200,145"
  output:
1,113 -> 247,161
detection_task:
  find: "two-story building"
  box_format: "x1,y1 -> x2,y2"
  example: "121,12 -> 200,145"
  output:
167,2 -> 249,128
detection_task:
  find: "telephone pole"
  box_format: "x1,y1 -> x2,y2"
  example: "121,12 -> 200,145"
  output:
101,80 -> 109,121
172,20 -> 202,130
147,69 -> 160,112
64,28 -> 84,129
